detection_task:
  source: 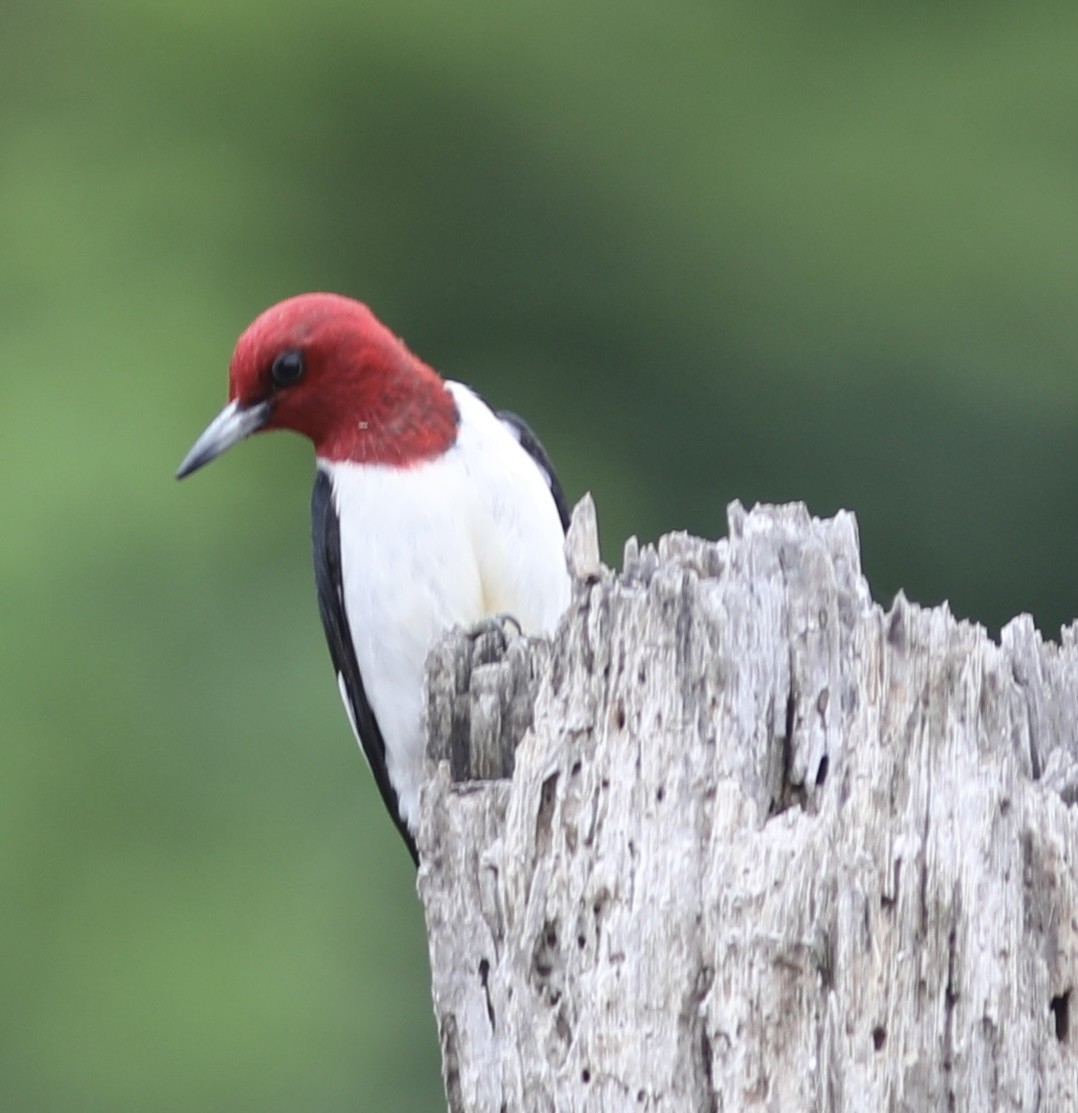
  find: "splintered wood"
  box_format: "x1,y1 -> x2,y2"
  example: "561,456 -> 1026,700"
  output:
420,499 -> 1078,1113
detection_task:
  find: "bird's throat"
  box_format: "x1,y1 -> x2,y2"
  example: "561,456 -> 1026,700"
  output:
314,362 -> 460,467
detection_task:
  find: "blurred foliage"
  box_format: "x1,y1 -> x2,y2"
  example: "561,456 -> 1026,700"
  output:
4,1 -> 1078,1109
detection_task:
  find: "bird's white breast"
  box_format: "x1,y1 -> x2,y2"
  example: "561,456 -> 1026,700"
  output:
321,382 -> 570,832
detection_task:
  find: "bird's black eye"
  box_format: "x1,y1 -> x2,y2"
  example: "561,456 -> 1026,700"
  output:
270,349 -> 305,388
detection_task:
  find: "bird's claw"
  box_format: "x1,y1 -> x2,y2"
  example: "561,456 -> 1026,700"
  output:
467,612 -> 523,661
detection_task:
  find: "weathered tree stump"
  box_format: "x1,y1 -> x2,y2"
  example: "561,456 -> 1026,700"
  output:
419,498 -> 1078,1112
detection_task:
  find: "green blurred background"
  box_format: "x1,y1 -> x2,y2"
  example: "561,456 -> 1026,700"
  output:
5,2 -> 1078,1109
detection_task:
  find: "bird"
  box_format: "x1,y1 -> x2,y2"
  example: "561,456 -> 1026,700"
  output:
176,293 -> 572,863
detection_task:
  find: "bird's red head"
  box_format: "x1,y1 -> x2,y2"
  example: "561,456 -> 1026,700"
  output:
177,293 -> 459,478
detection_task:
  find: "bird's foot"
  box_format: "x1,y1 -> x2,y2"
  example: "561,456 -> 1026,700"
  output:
466,612 -> 523,662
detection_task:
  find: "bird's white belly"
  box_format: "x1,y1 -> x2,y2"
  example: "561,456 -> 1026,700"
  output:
330,465 -> 482,829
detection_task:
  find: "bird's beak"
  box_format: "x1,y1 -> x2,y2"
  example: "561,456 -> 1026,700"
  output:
176,399 -> 271,479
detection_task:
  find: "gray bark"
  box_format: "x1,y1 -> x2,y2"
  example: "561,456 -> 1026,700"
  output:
418,498 -> 1078,1112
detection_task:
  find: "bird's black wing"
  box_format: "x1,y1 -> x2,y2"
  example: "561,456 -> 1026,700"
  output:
496,410 -> 571,533
311,468 -> 419,864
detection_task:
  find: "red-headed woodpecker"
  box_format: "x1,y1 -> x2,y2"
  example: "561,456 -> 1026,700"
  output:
177,293 -> 571,862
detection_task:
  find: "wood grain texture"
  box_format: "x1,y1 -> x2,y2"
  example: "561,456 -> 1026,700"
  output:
419,500 -> 1078,1112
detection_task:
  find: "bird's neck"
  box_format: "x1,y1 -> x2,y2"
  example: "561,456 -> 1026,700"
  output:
313,354 -> 459,468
